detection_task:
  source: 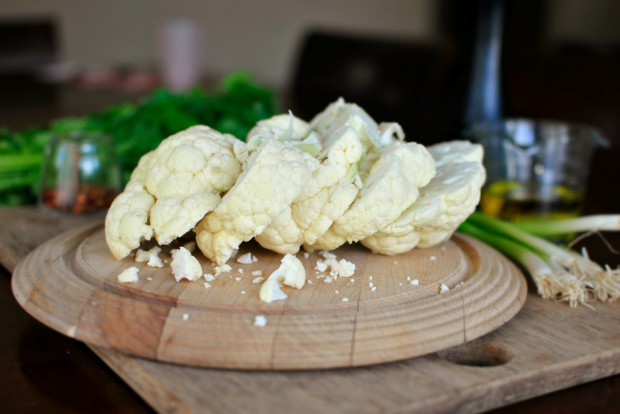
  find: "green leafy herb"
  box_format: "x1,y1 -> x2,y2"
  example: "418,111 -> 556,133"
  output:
0,72 -> 279,205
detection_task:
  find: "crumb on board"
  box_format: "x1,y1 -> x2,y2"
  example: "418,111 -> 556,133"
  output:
253,315 -> 267,327
117,267 -> 139,283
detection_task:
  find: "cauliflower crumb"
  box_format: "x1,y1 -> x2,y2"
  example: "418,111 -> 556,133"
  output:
330,259 -> 355,278
335,290 -> 340,294
371,286 -> 377,292
213,264 -> 232,277
135,246 -> 164,268
235,277 -> 242,282
430,256 -> 437,261
252,276 -> 265,284
315,259 -> 329,273
315,254 -> 355,279
171,247 -> 203,282
319,250 -> 337,260
259,254 -> 306,303
147,277 -> 153,281
303,252 -> 310,259
236,252 -> 258,264
410,279 -> 420,286
307,279 -> 313,285
204,273 -> 216,282
342,297 -> 349,302
254,315 -> 268,327
439,283 -> 450,293
182,313 -> 190,321
251,270 -> 263,277
238,268 -> 244,274
204,282 -> 212,289
241,290 -> 246,295
117,267 -> 139,283
324,276 -> 333,284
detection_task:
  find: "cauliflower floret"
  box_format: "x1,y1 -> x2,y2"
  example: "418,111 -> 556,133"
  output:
135,246 -> 164,268
255,119 -> 365,253
310,97 -> 404,149
149,192 -> 220,245
255,98 -> 406,254
104,126 -> 241,260
171,246 -> 203,282
259,254 -> 306,303
105,180 -> 155,260
195,138 -> 318,265
248,112 -> 312,142
117,266 -> 140,283
144,126 -> 241,245
235,112 -> 322,164
362,141 -> 485,255
312,141 -> 436,250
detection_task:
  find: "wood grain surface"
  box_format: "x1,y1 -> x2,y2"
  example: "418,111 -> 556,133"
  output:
3,207 -> 620,413
11,223 -> 526,370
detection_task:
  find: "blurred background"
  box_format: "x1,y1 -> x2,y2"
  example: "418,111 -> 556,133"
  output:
1,0 -> 619,209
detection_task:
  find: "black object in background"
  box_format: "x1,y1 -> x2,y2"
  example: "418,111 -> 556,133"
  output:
289,30 -> 470,146
289,0 -> 620,148
0,18 -> 58,108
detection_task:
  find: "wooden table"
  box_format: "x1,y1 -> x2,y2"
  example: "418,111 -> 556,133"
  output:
2,82 -> 620,413
2,206 -> 620,414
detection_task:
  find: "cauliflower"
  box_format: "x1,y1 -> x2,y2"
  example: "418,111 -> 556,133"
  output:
135,246 -> 164,268
117,266 -> 140,283
309,97 -> 404,149
195,138 -> 318,265
171,246 -> 203,282
311,141 -> 436,250
256,98 -> 408,254
105,181 -> 155,260
105,98 -> 486,280
105,125 -> 241,260
255,111 -> 366,253
259,254 -> 306,303
362,141 -> 486,255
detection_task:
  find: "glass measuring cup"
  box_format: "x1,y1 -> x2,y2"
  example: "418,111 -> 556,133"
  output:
39,131 -> 121,214
468,119 -> 608,221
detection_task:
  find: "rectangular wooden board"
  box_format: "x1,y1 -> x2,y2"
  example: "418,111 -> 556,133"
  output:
2,207 -> 620,413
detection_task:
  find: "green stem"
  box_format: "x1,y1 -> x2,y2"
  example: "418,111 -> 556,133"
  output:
512,215 -> 620,236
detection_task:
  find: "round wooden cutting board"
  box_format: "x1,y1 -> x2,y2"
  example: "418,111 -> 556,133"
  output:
12,223 -> 527,370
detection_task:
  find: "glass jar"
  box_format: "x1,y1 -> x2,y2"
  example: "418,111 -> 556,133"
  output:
39,131 -> 121,214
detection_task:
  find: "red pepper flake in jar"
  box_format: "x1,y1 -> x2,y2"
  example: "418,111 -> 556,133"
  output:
42,184 -> 119,214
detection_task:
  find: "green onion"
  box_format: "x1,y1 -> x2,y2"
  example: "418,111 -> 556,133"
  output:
511,215 -> 620,236
460,211 -> 620,307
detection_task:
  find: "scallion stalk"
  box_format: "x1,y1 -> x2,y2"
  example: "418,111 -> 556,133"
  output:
512,215 -> 620,236
460,212 -> 620,307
